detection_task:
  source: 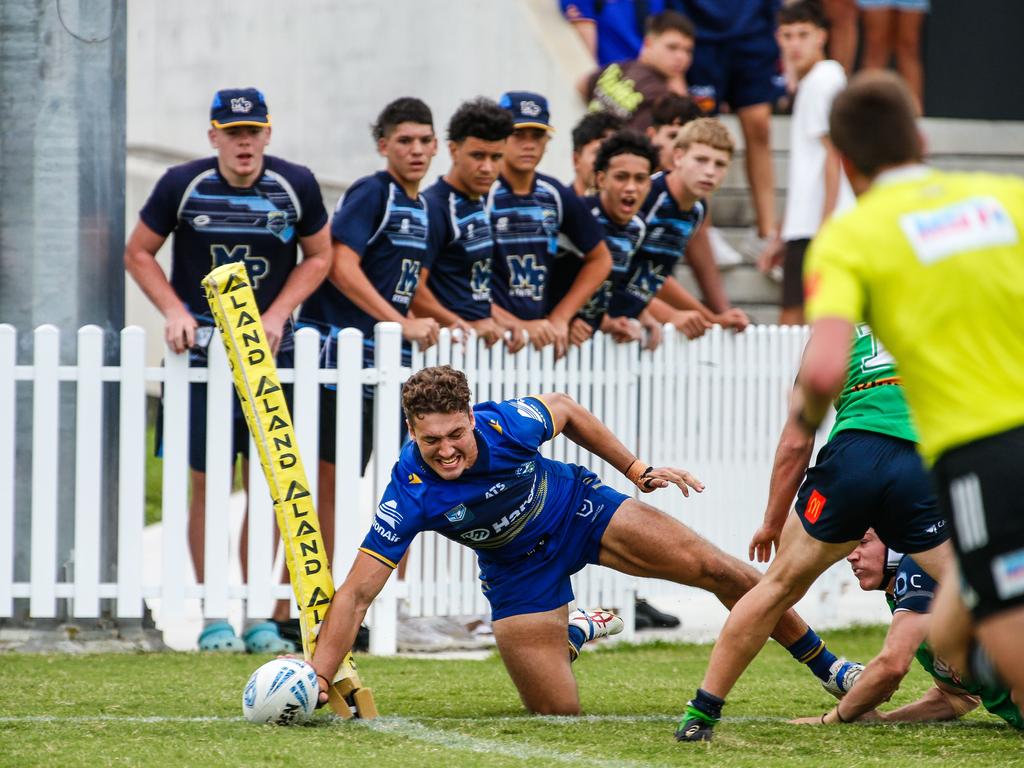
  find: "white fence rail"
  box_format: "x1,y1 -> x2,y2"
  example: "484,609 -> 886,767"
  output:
0,322 -> 885,654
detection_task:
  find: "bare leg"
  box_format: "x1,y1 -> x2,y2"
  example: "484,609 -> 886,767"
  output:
928,559 -> 973,676
699,513 -> 857,698
736,103 -> 776,239
823,0 -> 859,73
492,605 -> 581,715
908,538 -> 953,582
977,608 -> 1024,704
861,8 -> 895,71
598,500 -> 807,645
895,10 -> 926,113
188,470 -> 206,583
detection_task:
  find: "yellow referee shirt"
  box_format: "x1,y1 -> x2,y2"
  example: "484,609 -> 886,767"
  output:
805,165 -> 1024,465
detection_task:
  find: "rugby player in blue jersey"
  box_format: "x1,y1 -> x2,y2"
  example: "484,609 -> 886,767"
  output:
489,92 -> 612,358
299,97 -> 444,573
411,99 -> 514,348
310,365 -> 856,715
125,88 -> 332,653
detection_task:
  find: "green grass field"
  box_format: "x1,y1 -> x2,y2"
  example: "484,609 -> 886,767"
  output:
0,627 -> 1019,767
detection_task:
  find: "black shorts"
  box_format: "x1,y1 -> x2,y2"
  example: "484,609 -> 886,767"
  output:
319,387 -> 374,474
796,429 -> 950,552
933,425 -> 1024,621
782,239 -> 809,309
686,32 -> 785,113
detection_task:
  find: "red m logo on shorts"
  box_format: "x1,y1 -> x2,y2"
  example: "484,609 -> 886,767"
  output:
805,490 -> 826,524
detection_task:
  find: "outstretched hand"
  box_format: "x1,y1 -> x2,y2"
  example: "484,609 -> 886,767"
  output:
748,523 -> 782,563
626,461 -> 704,496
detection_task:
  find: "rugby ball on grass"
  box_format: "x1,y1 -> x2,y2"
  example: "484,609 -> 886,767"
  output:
242,658 -> 318,725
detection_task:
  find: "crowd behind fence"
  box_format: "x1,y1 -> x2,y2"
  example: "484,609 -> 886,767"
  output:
0,322 -> 885,654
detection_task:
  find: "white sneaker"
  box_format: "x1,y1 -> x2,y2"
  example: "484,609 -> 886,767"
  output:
822,657 -> 864,699
569,608 -> 624,643
738,230 -> 773,262
708,226 -> 744,268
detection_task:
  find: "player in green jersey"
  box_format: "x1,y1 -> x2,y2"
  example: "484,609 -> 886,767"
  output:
677,324 -> 954,742
792,529 -> 1022,728
797,70 -> 1024,708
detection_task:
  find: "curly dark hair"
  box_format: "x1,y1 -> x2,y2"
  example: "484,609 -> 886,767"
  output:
447,98 -> 515,143
593,130 -> 660,175
402,365 -> 473,424
571,111 -> 625,152
371,97 -> 434,141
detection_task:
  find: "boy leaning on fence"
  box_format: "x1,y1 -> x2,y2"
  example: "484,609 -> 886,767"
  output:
124,87 -> 332,653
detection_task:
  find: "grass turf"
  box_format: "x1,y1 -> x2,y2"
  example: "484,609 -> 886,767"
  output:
0,626 -> 1019,767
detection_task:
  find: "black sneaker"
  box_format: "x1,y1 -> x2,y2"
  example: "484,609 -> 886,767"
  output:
635,598 -> 681,628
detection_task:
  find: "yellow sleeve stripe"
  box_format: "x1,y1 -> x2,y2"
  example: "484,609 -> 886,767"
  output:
359,547 -> 398,569
531,395 -> 561,438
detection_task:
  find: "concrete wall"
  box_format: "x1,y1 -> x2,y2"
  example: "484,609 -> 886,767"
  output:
125,0 -> 595,364
127,0 -> 592,188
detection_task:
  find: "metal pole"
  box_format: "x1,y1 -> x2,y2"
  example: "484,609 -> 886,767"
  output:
0,0 -> 126,631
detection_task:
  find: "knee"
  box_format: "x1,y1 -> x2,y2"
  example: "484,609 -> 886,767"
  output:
742,115 -> 771,147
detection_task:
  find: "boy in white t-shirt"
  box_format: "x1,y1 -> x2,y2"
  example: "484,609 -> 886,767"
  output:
759,1 -> 854,324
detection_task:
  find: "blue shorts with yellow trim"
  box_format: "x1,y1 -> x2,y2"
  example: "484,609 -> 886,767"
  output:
478,475 -> 628,621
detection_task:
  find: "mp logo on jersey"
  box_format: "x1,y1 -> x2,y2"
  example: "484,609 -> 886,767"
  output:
507,254 -> 547,300
392,258 -> 422,303
470,259 -> 492,301
210,244 -> 270,288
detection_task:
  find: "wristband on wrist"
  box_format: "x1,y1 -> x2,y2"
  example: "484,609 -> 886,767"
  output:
834,706 -> 849,724
795,408 -> 819,435
316,674 -> 330,690
624,458 -> 639,477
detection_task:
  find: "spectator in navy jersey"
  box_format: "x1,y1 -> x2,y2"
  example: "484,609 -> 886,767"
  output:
124,88 -> 332,654
569,112 -> 625,198
299,97 -> 443,586
411,99 -> 515,348
490,91 -> 612,357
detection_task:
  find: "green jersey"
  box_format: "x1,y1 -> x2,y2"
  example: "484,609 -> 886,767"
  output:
830,324 -> 917,443
886,556 -> 1023,729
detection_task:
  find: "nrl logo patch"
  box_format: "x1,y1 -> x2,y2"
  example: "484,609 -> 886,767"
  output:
266,210 -> 287,235
515,461 -> 536,477
444,504 -> 470,524
230,97 -> 253,113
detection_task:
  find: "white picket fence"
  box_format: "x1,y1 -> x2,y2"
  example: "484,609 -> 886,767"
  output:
0,322 -> 886,654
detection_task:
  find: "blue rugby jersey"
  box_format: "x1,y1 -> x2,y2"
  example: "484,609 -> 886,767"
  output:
608,172 -> 704,318
139,155 -> 328,318
487,173 -> 603,320
360,396 -> 604,568
300,170 -> 438,365
422,178 -> 494,321
550,195 -> 646,328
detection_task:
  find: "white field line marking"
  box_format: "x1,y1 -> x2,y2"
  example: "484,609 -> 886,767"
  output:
362,717 -> 661,768
0,714 -> 788,725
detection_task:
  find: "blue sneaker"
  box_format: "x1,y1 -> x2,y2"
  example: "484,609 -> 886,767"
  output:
197,621 -> 245,652
243,621 -> 297,654
823,658 -> 864,698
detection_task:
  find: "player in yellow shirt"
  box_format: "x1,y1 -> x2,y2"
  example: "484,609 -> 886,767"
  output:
796,71 -> 1024,704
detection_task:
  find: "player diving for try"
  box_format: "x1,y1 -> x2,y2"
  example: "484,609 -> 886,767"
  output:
309,365 -> 860,714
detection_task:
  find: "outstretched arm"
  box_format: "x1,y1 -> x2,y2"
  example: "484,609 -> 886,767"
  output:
540,392 -> 704,497
749,402 -> 816,562
880,681 -> 979,723
310,552 -> 393,704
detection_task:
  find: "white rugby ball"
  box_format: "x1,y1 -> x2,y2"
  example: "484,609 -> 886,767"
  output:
242,657 -> 319,725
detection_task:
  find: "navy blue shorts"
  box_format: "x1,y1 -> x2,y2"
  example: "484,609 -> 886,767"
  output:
687,32 -> 785,113
478,478 -> 628,621
795,429 -> 950,553
156,347 -> 293,473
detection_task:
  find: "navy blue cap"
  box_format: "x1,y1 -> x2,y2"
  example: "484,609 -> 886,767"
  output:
498,91 -> 554,132
210,88 -> 271,129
